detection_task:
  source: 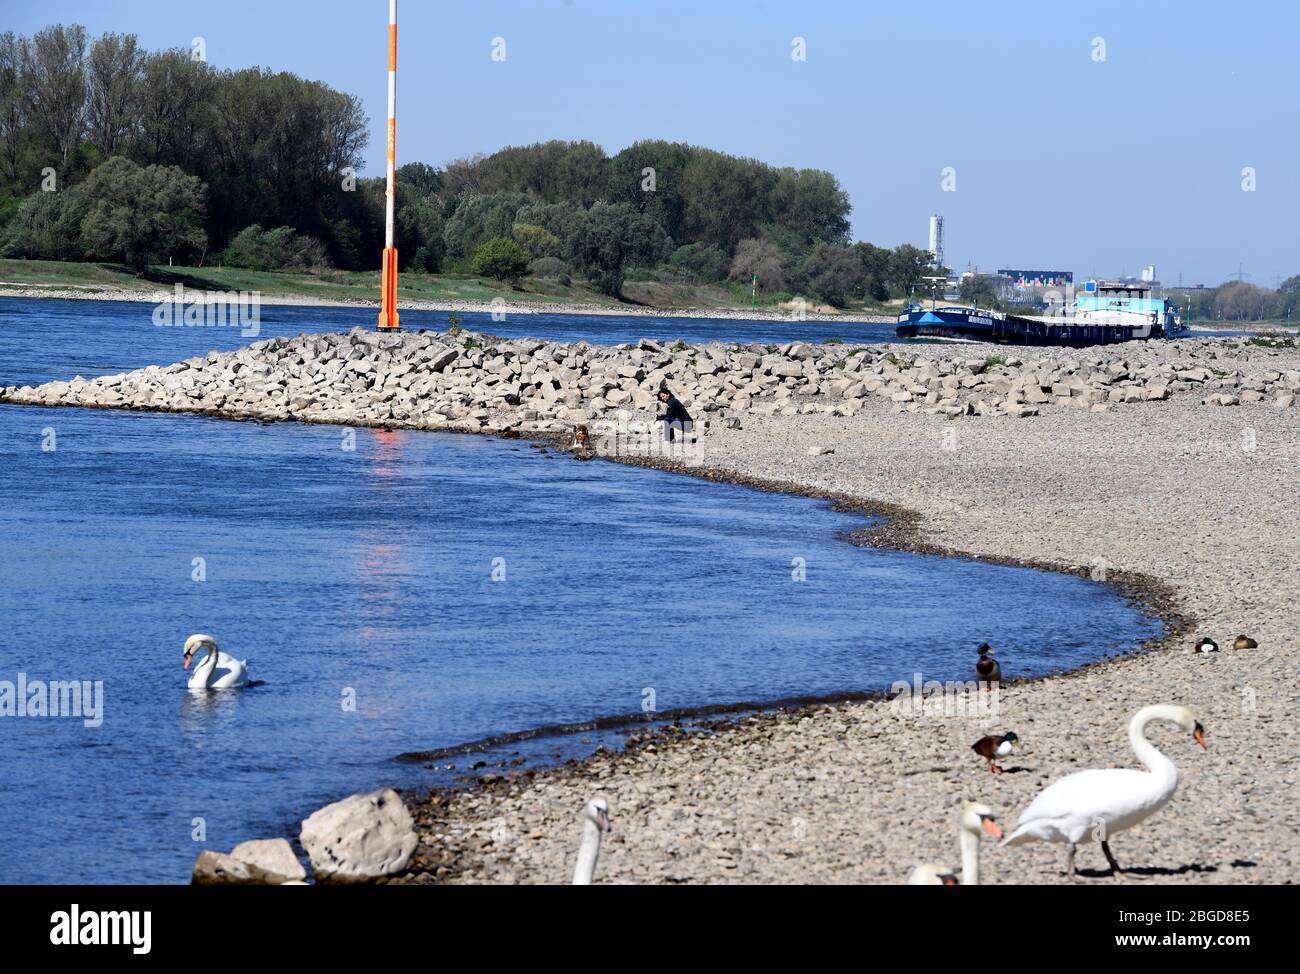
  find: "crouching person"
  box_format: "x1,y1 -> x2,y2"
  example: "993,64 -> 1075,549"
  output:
656,387 -> 693,444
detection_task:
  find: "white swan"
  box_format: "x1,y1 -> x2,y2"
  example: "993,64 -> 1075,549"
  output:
1001,704 -> 1206,876
571,797 -> 611,885
959,801 -> 1002,885
183,634 -> 250,690
907,862 -> 958,885
907,801 -> 1001,885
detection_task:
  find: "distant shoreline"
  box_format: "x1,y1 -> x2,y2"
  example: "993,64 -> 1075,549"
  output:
5,283 -> 1288,334
0,282 -> 896,326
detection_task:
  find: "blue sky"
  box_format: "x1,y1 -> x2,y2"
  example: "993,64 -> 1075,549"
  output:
7,0 -> 1296,286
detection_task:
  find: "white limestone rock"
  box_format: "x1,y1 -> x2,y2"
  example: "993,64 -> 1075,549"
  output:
231,837 -> 307,883
299,788 -> 416,882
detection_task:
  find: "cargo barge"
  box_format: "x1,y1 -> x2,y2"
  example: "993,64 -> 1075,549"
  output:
896,280 -> 1183,345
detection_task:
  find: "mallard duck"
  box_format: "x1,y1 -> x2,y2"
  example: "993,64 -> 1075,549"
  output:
1193,636 -> 1219,653
975,643 -> 1001,687
972,731 -> 1021,773
1233,634 -> 1258,650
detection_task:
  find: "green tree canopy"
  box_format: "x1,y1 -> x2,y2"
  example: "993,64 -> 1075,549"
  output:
853,241 -> 893,300
567,201 -> 672,296
799,243 -> 861,307
889,244 -> 935,297
959,275 -> 999,307
768,168 -> 851,251
79,156 -> 206,270
442,191 -> 531,261
396,161 -> 442,198
0,187 -> 88,260
396,194 -> 444,272
728,237 -> 785,292
667,241 -> 728,283
1213,281 -> 1276,321
470,235 -> 529,282
511,222 -> 561,260
220,223 -> 329,271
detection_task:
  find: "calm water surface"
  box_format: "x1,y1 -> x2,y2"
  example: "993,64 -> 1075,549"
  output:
0,297 -> 1162,883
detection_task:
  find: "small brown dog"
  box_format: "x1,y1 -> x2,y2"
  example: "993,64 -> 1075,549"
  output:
572,424 -> 591,450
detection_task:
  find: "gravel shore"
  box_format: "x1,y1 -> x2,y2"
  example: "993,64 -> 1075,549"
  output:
399,342 -> 1300,886
6,329 -> 1296,884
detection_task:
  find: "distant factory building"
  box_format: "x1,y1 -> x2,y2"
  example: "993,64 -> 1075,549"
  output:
928,214 -> 945,269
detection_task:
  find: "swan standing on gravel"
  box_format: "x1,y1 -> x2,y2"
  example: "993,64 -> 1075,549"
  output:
1001,704 -> 1207,876
572,797 -> 611,885
908,801 -> 1001,885
182,634 -> 250,690
959,801 -> 1002,885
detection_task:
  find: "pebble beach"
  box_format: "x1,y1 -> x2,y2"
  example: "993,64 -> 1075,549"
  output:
404,389 -> 1300,884
5,327 -> 1297,884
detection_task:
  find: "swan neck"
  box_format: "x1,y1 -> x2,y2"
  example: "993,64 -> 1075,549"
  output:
572,819 -> 602,885
960,827 -> 979,886
1129,706 -> 1177,784
196,648 -> 218,683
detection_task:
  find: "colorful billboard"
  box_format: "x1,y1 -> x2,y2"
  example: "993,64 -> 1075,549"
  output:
998,269 -> 1074,290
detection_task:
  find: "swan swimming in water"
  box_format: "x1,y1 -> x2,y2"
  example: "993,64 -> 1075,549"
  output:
1001,704 -> 1206,876
183,634 -> 250,690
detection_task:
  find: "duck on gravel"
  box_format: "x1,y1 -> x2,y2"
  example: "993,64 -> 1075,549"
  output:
972,731 -> 1021,774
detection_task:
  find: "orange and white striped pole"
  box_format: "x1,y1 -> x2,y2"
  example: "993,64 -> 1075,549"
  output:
377,0 -> 400,330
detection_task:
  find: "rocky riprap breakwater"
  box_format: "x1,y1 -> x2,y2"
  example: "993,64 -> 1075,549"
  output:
2,329 -> 1296,430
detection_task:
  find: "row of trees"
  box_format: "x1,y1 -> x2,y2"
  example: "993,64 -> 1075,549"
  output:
1,156 -> 206,269
440,140 -> 851,255
0,25 -> 369,265
0,22 -> 944,305
1181,279 -> 1300,323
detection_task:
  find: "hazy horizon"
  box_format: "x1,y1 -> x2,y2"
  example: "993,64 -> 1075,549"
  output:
6,0 -> 1296,287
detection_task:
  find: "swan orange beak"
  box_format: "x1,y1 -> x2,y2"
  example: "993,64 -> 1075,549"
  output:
1193,725 -> 1207,750
941,873 -> 959,885
183,653 -> 193,670
981,817 -> 1003,839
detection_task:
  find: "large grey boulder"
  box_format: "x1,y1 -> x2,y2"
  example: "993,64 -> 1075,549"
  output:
232,838 -> 307,883
191,837 -> 307,885
192,850 -> 257,885
299,788 -> 417,882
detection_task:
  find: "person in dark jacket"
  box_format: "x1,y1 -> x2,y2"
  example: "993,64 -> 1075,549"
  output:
656,387 -> 693,442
